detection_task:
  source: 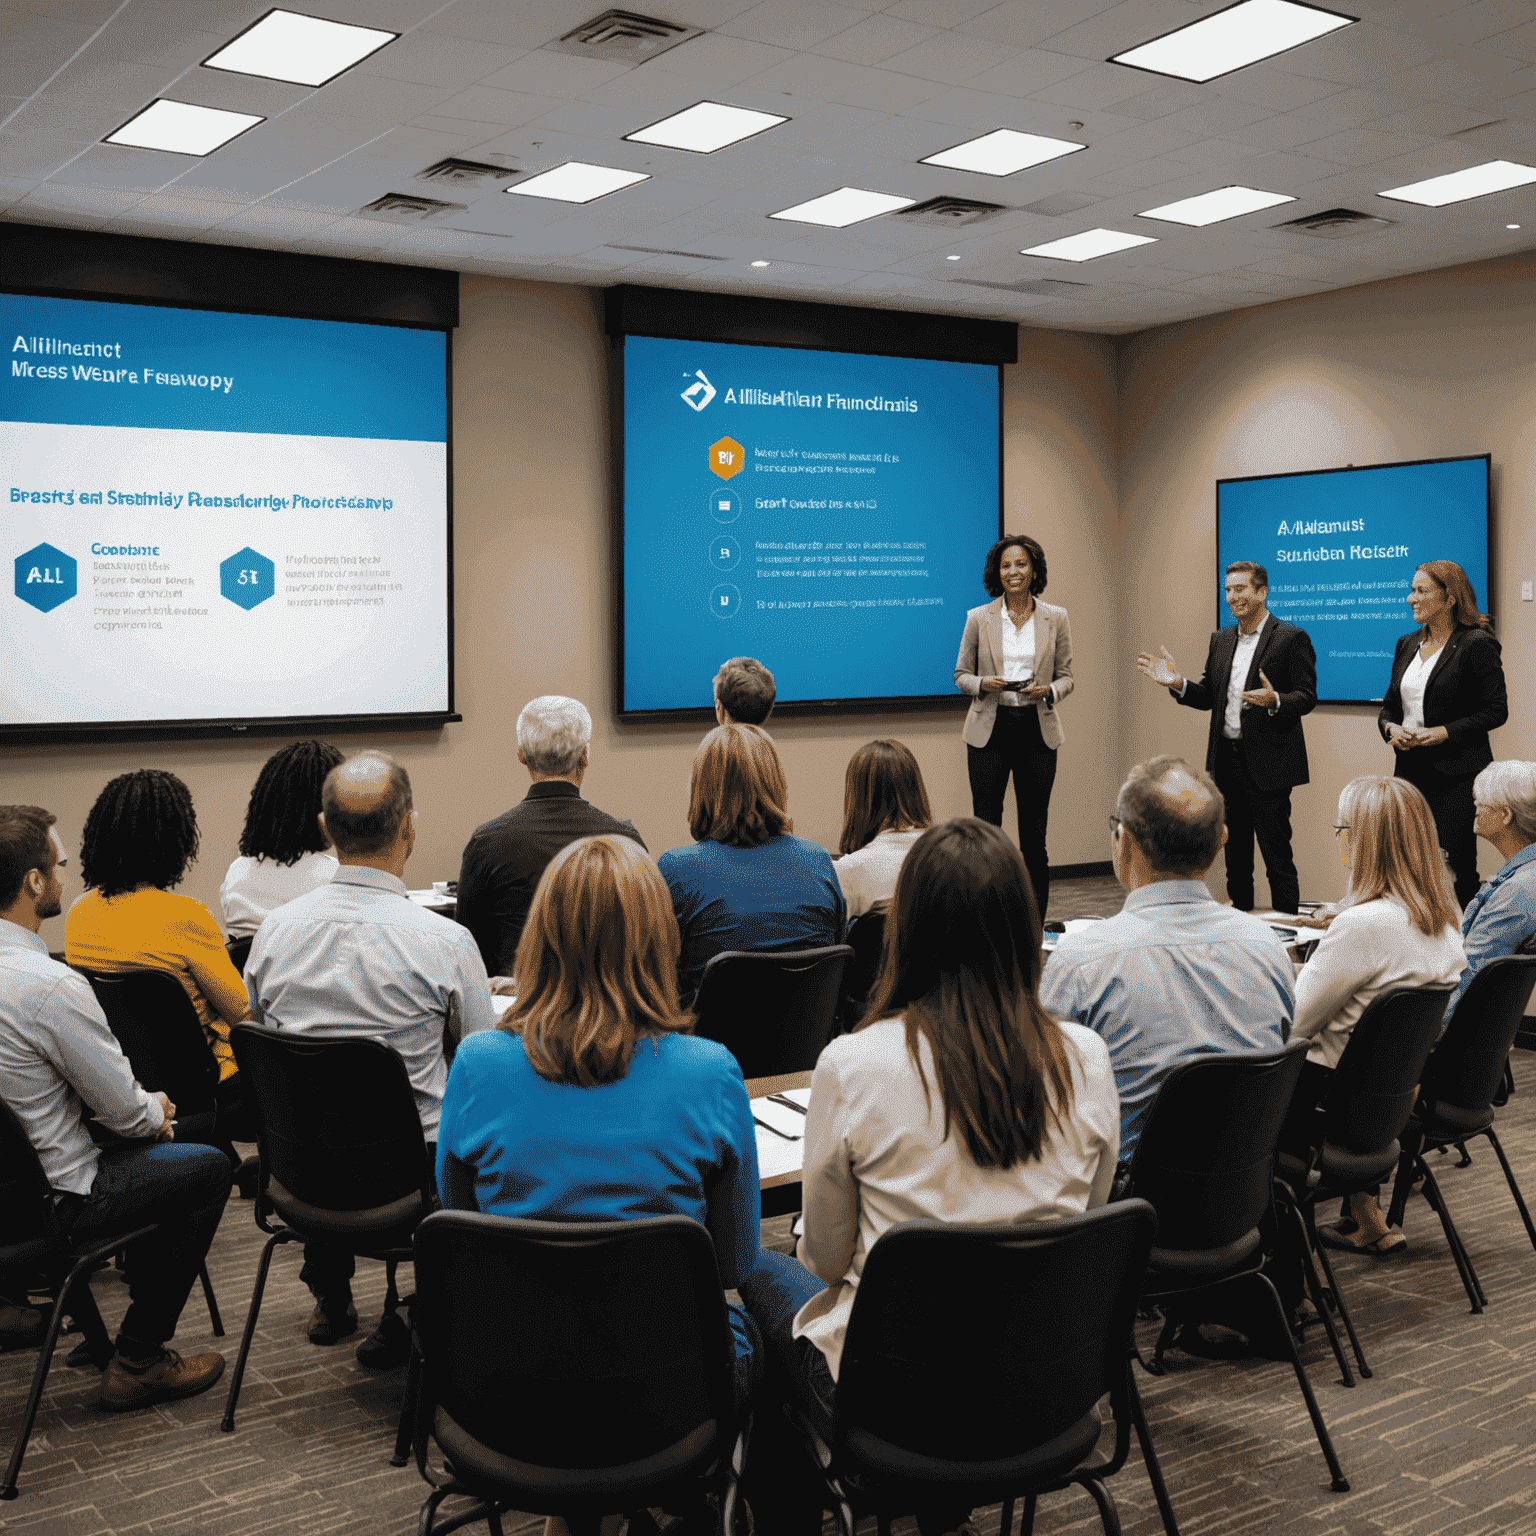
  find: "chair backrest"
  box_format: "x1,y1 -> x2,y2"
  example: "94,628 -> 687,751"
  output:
80,968 -> 218,1117
412,1210 -> 737,1478
230,1023 -> 431,1232
835,1202 -> 1156,1469
0,1100 -> 58,1259
692,946 -> 852,1079
841,910 -> 887,1021
1422,955 -> 1536,1115
1126,1040 -> 1311,1253
1323,985 -> 1453,1155
226,935 -> 253,975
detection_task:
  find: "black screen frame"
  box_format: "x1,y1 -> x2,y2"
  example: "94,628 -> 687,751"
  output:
607,286 -> 1013,723
1215,451 -> 1492,707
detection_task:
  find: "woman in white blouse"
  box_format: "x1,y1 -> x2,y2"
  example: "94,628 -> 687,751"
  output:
1292,775 -> 1465,1256
738,818 -> 1119,1535
832,739 -> 932,920
955,534 -> 1074,922
220,740 -> 343,939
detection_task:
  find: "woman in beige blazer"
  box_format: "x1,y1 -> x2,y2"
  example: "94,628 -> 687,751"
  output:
954,533 -> 1074,919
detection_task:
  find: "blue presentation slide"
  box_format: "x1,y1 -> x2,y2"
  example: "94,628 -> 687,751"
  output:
3,292 -> 449,726
622,335 -> 1000,713
1217,456 -> 1489,703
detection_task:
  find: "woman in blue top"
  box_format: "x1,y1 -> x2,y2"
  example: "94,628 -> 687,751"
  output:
436,833 -> 762,1536
659,724 -> 844,1001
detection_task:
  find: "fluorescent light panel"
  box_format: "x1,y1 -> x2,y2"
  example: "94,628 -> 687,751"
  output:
203,8 -> 397,87
626,101 -> 787,154
105,99 -> 263,155
1111,0 -> 1356,83
1139,185 -> 1297,226
505,162 -> 650,203
1022,228 -> 1157,262
921,128 -> 1085,177
1380,160 -> 1536,207
770,187 -> 915,227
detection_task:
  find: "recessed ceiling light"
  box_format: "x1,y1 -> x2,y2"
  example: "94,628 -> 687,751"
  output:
920,128 -> 1086,177
751,260 -> 770,267
105,99 -> 264,156
1022,228 -> 1158,262
1139,185 -> 1297,226
1380,160 -> 1536,207
505,162 -> 650,203
625,101 -> 788,154
946,254 -> 961,260
1509,223 -> 1522,230
203,8 -> 397,88
1110,0 -> 1356,84
770,187 -> 916,228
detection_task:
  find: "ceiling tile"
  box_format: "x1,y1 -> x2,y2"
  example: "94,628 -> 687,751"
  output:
1034,0 -> 1218,62
127,194 -> 249,225
475,51 -> 636,98
302,75 -> 458,126
1271,23 -> 1439,86
174,66 -> 313,117
15,181 -> 141,213
1224,113 -> 1337,149
0,130 -> 88,176
1033,64 -> 1169,111
1115,82 -> 1216,120
1300,125 -> 1436,162
5,92 -> 143,142
40,141 -> 184,190
763,103 -> 888,149
0,8 -> 96,98
814,14 -> 937,64
1212,66 -> 1346,113
429,85 -> 565,127
93,18 -> 227,72
741,53 -> 946,110
957,0 -> 1118,49
423,2 -> 601,49
354,31 -> 527,88
648,33 -> 797,87
1158,98 -> 1278,136
881,32 -> 1019,86
721,0 -> 873,50
966,49 -> 1099,98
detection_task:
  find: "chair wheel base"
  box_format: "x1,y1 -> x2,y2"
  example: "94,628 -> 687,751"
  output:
1332,1476 -> 1351,1493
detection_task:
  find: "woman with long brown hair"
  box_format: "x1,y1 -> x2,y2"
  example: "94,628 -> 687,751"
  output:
833,738 -> 932,919
737,818 -> 1119,1535
1379,559 -> 1507,906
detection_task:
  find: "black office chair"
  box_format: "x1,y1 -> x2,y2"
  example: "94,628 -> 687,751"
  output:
791,1202 -> 1176,1536
1273,985 -> 1453,1387
408,1210 -> 750,1536
693,946 -> 852,1079
225,935 -> 253,976
1384,956 -> 1536,1312
0,1102 -> 221,1500
219,1024 -> 436,1459
839,909 -> 887,1027
1123,1040 -> 1349,1494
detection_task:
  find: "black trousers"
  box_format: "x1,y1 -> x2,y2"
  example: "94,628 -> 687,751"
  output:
967,705 -> 1057,922
1214,737 -> 1299,914
1396,758 -> 1479,909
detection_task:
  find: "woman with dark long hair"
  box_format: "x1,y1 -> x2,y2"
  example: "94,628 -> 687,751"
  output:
738,817 -> 1119,1535
833,738 -> 932,919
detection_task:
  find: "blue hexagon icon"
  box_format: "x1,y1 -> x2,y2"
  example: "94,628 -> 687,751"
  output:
14,542 -> 77,613
221,547 -> 274,610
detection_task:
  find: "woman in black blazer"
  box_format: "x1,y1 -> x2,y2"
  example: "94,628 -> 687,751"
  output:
1378,560 -> 1507,907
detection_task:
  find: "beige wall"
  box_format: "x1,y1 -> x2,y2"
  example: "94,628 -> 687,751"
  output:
0,276 -> 1121,949
1119,247 -> 1536,907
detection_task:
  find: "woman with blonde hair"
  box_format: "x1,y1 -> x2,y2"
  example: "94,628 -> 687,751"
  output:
834,739 -> 932,920
1294,775 -> 1466,1255
436,834 -> 762,1502
659,723 -> 843,1000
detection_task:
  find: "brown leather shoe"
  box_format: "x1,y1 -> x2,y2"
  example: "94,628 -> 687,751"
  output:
99,1348 -> 226,1411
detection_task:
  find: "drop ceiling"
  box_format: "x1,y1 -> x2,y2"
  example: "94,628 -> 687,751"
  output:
2,0 -> 1534,334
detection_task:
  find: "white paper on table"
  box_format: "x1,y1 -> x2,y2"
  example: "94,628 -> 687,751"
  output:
755,1125 -> 805,1181
776,1087 -> 812,1110
751,1096 -> 806,1138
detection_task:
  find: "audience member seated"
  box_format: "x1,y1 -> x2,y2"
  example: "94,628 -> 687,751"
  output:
737,818 -> 1119,1536
220,740 -> 343,939
65,768 -> 253,1173
1444,759 -> 1536,1024
438,832 -> 760,1536
713,655 -> 775,726
245,751 -> 495,1365
833,739 -> 932,920
1293,776 -> 1466,1257
456,696 -> 644,978
0,804 -> 230,1410
1040,755 -> 1295,1169
659,724 -> 844,1002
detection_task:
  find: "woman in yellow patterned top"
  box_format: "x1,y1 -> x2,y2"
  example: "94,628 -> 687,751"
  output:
66,769 -> 251,1171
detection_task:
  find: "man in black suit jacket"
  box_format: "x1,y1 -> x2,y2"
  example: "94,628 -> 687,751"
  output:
1138,562 -> 1316,913
456,695 -> 646,976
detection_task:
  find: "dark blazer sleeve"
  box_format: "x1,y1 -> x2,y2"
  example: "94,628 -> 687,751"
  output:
1432,629 -> 1508,746
1175,633 -> 1223,714
1271,625 -> 1316,718
1378,633 -> 1417,741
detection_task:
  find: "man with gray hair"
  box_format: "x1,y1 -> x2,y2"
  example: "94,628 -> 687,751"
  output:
456,696 -> 646,976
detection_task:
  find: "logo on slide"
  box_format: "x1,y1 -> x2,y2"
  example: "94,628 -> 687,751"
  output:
681,370 -> 716,412
14,543 -> 76,613
708,436 -> 744,481
220,547 -> 275,611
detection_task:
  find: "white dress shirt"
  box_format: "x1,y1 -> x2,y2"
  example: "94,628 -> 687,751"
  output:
220,849 -> 339,938
1223,625 -> 1263,738
833,828 -> 925,920
999,606 -> 1036,708
1398,649 -> 1434,732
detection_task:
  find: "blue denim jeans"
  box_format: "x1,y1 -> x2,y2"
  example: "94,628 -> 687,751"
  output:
59,1141 -> 231,1356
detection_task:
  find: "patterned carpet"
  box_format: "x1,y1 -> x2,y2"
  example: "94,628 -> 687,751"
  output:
6,876 -> 1536,1536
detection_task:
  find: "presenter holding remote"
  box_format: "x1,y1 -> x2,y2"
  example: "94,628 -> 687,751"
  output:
955,535 -> 1073,920
1379,560 -> 1507,909
1137,561 -> 1316,915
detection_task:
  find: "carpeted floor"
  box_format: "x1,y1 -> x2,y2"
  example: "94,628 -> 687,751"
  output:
7,875 -> 1536,1536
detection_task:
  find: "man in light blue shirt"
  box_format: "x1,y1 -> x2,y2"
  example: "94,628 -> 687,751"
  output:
245,752 -> 495,1363
1040,755 -> 1295,1166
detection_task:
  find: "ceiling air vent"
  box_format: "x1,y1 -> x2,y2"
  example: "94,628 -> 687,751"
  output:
608,244 -> 730,260
548,10 -> 703,63
894,196 -> 1007,229
358,193 -> 467,223
415,157 -> 518,190
1274,207 -> 1395,238
950,278 -> 1088,297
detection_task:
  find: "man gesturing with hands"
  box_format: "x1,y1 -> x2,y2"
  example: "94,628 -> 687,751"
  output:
1137,561 -> 1316,915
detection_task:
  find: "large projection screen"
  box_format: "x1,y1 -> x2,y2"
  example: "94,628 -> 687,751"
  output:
1217,454 -> 1491,704
2,289 -> 451,738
